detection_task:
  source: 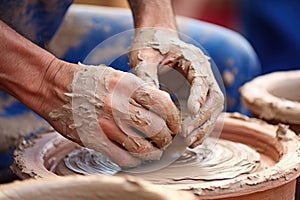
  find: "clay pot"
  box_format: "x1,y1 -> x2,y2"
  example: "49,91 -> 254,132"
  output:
240,70 -> 300,199
0,175 -> 196,200
240,70 -> 300,134
11,113 -> 300,200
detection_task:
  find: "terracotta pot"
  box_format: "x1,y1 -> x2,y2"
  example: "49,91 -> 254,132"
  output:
240,70 -> 300,134
0,174 -> 196,200
240,70 -> 300,199
11,113 -> 300,200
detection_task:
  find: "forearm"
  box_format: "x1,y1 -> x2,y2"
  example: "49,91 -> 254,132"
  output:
128,0 -> 177,30
0,20 -> 75,117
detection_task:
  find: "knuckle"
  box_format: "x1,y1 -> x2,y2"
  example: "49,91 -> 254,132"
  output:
153,134 -> 172,148
158,89 -> 171,99
133,144 -> 153,154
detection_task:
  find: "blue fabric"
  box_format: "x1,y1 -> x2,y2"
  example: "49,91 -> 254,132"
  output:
241,0 -> 300,74
0,0 -> 73,47
54,9 -> 260,112
0,91 -> 29,117
0,1 -> 261,112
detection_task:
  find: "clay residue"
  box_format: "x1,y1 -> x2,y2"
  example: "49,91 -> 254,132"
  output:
48,63 -> 172,167
48,64 -> 113,156
11,131 -> 79,179
276,124 -> 292,141
63,137 -> 260,183
129,138 -> 260,183
64,148 -> 121,175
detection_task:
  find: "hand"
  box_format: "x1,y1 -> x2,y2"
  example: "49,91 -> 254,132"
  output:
129,28 -> 224,148
47,63 -> 181,168
0,20 -> 181,168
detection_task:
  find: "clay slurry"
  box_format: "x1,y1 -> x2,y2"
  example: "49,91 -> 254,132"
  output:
63,137 -> 260,179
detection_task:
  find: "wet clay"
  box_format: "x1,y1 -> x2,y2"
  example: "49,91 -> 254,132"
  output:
48,61 -> 186,169
11,113 -> 300,199
62,137 -> 260,181
48,64 -> 110,150
129,28 -> 224,149
0,175 -> 197,200
64,148 -> 121,175
240,70 -> 300,133
132,28 -> 222,126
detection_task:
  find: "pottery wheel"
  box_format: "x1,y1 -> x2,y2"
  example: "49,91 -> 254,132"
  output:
59,137 -> 260,182
12,113 -> 300,199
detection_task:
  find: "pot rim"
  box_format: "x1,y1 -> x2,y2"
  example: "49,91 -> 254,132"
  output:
240,70 -> 300,124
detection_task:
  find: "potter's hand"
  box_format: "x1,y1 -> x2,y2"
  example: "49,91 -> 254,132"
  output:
0,20 -> 180,168
49,63 -> 180,168
129,29 -> 224,148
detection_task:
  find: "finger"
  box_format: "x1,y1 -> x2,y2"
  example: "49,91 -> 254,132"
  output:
126,102 -> 173,149
187,75 -> 209,115
181,107 -> 211,138
105,141 -> 142,168
99,117 -> 163,160
160,52 -> 210,116
188,94 -> 223,148
159,53 -> 210,116
182,88 -> 224,138
84,125 -> 141,168
159,53 -> 188,75
130,50 -> 160,88
135,61 -> 159,88
187,121 -> 213,148
104,72 -> 179,140
132,86 -> 181,134
184,90 -> 223,147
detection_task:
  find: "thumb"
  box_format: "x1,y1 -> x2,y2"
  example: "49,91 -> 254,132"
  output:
134,60 -> 159,88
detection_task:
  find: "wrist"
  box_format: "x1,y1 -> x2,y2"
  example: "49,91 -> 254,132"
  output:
0,20 -> 78,118
131,28 -> 179,50
34,59 -> 78,117
128,0 -> 177,30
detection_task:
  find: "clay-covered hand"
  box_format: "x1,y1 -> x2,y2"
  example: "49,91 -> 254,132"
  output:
129,29 -> 224,148
48,63 -> 181,168
0,20 -> 181,168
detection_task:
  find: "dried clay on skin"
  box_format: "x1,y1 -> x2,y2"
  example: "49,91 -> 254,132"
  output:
48,64 -> 168,166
